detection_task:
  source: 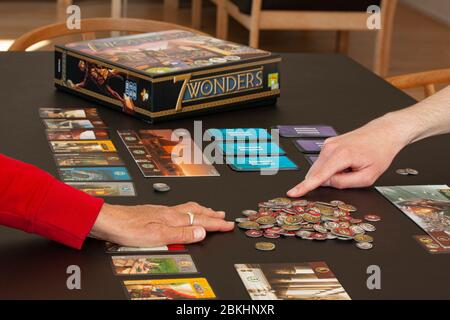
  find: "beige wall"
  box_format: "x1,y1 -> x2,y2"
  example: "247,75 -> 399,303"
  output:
402,0 -> 450,25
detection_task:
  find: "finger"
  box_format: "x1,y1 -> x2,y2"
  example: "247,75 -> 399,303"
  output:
328,169 -> 378,189
158,225 -> 207,244
190,214 -> 235,232
172,202 -> 226,219
287,155 -> 351,197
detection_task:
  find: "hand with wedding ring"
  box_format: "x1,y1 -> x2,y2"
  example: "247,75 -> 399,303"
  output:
90,202 -> 235,247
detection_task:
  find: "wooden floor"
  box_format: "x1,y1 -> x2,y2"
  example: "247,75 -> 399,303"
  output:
1,0 -> 449,99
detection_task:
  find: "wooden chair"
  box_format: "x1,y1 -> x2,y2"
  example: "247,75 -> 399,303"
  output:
57,0 -> 128,21
386,68 -> 450,97
9,17 -> 205,51
193,0 -> 397,76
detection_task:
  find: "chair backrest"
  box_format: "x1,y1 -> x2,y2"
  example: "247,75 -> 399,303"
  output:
9,17 -> 205,51
386,68 -> 450,97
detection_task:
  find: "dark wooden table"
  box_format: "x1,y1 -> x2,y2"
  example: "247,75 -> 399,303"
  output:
0,52 -> 449,299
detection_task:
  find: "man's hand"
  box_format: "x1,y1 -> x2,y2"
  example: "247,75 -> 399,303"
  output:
287,114 -> 411,197
90,202 -> 234,247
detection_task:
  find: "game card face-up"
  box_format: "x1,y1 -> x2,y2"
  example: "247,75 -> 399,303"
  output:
54,153 -> 124,167
106,242 -> 186,253
414,235 -> 450,254
205,128 -> 272,142
43,119 -> 107,129
46,129 -> 109,140
123,278 -> 216,300
118,130 -> 219,177
277,125 -> 337,138
235,262 -> 351,300
39,108 -> 99,119
112,254 -> 197,275
50,140 -> 116,153
293,139 -> 325,153
67,181 -> 136,197
59,167 -> 131,181
218,141 -> 285,156
376,185 -> 450,248
227,155 -> 298,171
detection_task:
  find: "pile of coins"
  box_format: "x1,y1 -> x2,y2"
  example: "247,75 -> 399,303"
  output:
237,197 -> 381,250
395,168 -> 419,176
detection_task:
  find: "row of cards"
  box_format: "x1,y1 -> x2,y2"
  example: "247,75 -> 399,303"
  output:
39,108 -> 137,197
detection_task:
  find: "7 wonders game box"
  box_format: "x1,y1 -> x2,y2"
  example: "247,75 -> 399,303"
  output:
54,30 -> 281,123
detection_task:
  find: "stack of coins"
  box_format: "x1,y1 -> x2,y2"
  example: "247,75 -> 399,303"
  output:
395,168 -> 419,176
237,197 -> 381,250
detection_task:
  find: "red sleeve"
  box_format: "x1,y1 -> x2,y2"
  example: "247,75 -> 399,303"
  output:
0,154 -> 104,249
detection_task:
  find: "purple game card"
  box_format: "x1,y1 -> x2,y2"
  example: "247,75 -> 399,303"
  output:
305,155 -> 319,165
276,125 -> 337,138
293,139 -> 325,153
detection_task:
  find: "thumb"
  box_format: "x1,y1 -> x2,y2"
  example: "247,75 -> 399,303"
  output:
161,225 -> 206,244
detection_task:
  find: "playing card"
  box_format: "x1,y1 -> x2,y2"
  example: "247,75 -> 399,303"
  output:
112,254 -> 197,275
227,155 -> 298,171
218,141 -> 285,156
277,125 -> 337,138
105,242 -> 186,253
46,129 -> 109,140
50,140 -> 116,153
59,167 -> 131,181
39,108 -> 99,119
205,128 -> 272,142
43,119 -> 107,129
67,181 -> 136,197
293,139 -> 325,153
54,153 -> 124,167
235,262 -> 350,300
123,278 -> 216,300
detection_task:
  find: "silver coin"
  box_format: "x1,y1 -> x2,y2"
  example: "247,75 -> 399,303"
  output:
349,225 -> 365,235
356,242 -> 373,250
313,224 -> 328,234
406,168 -> 419,175
295,230 -> 312,238
242,210 -> 258,217
153,182 -> 170,192
235,217 -> 249,223
360,223 -> 376,232
395,168 -> 409,176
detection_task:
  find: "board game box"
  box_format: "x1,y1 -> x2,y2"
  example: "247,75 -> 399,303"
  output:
54,30 -> 281,123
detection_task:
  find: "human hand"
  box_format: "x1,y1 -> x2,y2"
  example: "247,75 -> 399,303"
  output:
287,114 -> 412,197
90,202 -> 234,247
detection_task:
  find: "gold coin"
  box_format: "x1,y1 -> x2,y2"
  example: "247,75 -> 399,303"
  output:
255,242 -> 276,251
354,234 -> 374,243
238,221 -> 260,230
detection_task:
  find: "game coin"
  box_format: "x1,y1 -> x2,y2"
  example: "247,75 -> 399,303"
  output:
395,168 -> 409,175
354,234 -> 374,243
313,224 -> 328,234
330,200 -> 345,207
255,242 -> 276,251
284,215 -> 302,225
356,242 -> 373,250
349,225 -> 365,235
364,214 -> 381,222
350,218 -> 363,224
338,203 -> 357,212
360,223 -> 376,232
224,55 -> 241,61
292,199 -> 309,207
263,232 -> 280,239
238,221 -> 260,230
282,224 -> 302,231
327,233 -> 337,240
406,168 -> 419,175
242,209 -> 258,216
324,221 -> 339,230
256,216 -> 276,225
312,232 -> 328,240
153,182 -> 170,192
245,229 -> 263,238
296,230 -> 312,238
331,228 -> 354,238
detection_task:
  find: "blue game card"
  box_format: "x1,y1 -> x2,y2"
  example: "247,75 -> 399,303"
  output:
227,156 -> 298,171
218,141 -> 285,156
59,166 -> 131,181
205,128 -> 272,142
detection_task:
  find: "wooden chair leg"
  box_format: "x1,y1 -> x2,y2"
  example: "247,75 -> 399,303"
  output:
164,0 -> 179,23
374,0 -> 398,76
57,0 -> 72,22
249,0 -> 262,48
424,84 -> 436,97
192,0 -> 202,29
216,0 -> 229,39
335,31 -> 349,54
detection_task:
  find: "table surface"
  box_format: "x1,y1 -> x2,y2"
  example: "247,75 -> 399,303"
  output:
0,52 -> 449,300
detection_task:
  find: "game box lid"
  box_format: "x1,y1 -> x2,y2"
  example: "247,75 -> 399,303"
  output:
57,30 -> 278,78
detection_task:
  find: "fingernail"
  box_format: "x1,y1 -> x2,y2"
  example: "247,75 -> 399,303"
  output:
194,227 -> 206,240
217,211 -> 226,217
287,187 -> 297,197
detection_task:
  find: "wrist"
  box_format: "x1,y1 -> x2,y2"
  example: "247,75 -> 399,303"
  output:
89,203 -> 116,241
374,111 -> 419,148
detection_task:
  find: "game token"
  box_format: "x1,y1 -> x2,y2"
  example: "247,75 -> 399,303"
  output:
296,230 -> 312,238
255,242 -> 276,251
349,225 -> 365,235
312,233 -> 328,240
338,203 -> 357,212
324,221 -> 339,230
153,182 -> 170,192
350,218 -> 363,224
282,224 -> 302,231
406,168 -> 419,175
330,200 -> 345,207
284,215 -> 302,225
245,230 -> 263,238
364,214 -> 381,222
395,168 -> 409,175
263,232 -> 280,239
256,216 -> 276,225
360,223 -> 376,232
313,224 -> 328,234
242,209 -> 258,216
292,199 -> 308,207
354,234 -> 374,243
238,221 -> 260,230
327,234 -> 337,240
356,242 -> 373,250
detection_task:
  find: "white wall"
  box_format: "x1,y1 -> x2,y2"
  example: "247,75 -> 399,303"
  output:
402,0 -> 450,26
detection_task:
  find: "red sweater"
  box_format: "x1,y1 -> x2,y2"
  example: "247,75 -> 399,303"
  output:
0,154 -> 104,249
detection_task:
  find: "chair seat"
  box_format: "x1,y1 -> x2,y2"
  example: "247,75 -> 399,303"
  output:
230,0 -> 381,15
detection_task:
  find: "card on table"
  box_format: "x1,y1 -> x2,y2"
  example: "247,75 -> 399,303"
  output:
46,129 -> 109,140
277,125 -> 337,138
105,242 -> 186,253
305,154 -> 319,165
227,155 -> 298,171
54,153 -> 124,167
293,139 -> 325,153
123,278 -> 216,300
218,141 -> 286,156
112,254 -> 197,275
414,235 -> 450,254
67,181 -> 136,197
204,128 -> 272,142
59,166 -> 131,181
235,262 -> 351,300
376,185 -> 450,248
43,119 -> 107,129
39,108 -> 99,119
50,140 -> 116,153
